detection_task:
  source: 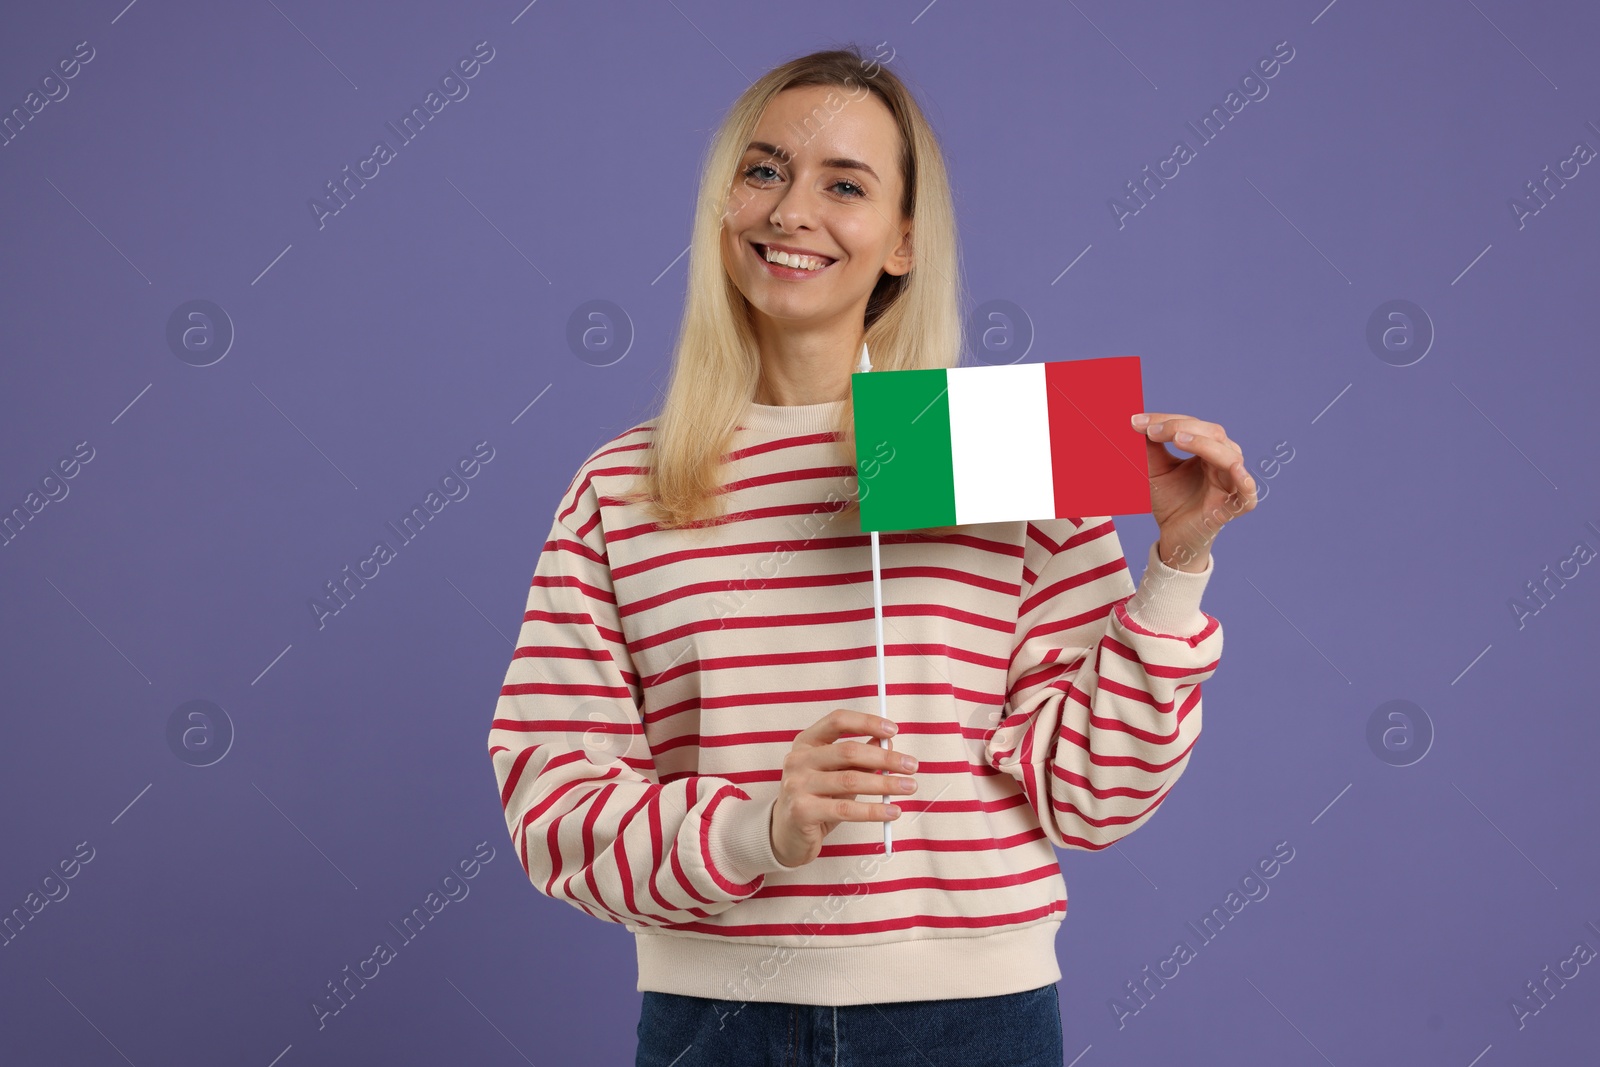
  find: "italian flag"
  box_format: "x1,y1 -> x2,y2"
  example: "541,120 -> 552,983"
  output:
850,356 -> 1150,532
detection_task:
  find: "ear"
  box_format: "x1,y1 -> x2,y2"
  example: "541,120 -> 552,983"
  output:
884,224 -> 914,277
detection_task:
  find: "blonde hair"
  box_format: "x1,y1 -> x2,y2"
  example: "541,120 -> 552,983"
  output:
620,45 -> 968,535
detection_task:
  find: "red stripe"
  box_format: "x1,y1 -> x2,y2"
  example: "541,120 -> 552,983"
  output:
612,792 -> 676,926
700,786 -> 761,896
663,900 -> 1065,937
1049,778 -> 1177,828
497,744 -> 541,808
667,779 -> 717,906
628,564 -> 1018,618
1044,357 -> 1149,517
1113,599 -> 1221,646
1055,721 -> 1198,775
1019,556 -> 1127,616
752,862 -> 1060,899
517,608 -> 628,647
1100,633 -> 1220,677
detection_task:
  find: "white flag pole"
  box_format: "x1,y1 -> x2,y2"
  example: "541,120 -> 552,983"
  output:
858,341 -> 893,857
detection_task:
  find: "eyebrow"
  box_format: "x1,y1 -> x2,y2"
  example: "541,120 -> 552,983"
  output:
744,141 -> 880,182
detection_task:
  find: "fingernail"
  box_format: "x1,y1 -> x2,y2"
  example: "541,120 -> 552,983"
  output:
1130,414 -> 1149,428
899,755 -> 917,771
885,722 -> 897,735
1176,431 -> 1192,444
1148,422 -> 1163,434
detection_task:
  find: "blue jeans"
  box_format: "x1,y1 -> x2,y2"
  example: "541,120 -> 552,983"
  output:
635,982 -> 1062,1066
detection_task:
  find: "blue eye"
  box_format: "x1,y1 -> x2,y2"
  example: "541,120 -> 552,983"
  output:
742,164 -> 865,198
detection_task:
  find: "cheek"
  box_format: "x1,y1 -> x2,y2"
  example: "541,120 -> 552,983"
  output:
723,185 -> 768,228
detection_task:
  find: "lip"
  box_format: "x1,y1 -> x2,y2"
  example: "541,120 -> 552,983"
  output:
749,241 -> 837,278
756,241 -> 837,261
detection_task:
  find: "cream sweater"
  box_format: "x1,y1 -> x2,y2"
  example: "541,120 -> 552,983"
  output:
487,398 -> 1221,1006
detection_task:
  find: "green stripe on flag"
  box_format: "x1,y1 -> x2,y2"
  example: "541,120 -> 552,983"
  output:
851,368 -> 955,532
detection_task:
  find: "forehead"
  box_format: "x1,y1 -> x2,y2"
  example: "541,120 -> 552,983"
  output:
746,84 -> 899,166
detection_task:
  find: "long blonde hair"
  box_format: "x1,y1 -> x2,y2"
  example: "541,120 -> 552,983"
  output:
620,45 -> 968,534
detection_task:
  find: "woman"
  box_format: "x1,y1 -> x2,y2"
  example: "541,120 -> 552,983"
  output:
487,45 -> 1254,1067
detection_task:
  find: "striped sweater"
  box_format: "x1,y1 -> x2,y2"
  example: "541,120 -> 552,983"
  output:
487,398 -> 1222,1006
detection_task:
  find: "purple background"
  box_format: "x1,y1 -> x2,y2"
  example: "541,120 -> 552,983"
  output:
3,0 -> 1598,1063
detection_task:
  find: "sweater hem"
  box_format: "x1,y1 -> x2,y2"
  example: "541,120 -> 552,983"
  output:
634,919 -> 1063,1006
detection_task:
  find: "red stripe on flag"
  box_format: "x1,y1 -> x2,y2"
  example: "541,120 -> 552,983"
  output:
1044,356 -> 1150,517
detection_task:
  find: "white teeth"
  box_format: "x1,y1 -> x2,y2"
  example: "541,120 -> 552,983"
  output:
762,246 -> 831,270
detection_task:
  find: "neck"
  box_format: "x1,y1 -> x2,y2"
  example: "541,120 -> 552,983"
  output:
750,317 -> 864,406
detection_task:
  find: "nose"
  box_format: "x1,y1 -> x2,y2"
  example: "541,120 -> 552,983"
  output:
768,180 -> 822,233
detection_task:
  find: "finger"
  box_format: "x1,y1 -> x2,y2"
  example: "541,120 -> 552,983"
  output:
796,794 -> 902,824
1140,415 -> 1228,443
1191,436 -> 1257,496
797,708 -> 897,749
1140,415 -> 1244,459
811,768 -> 918,798
808,739 -> 919,773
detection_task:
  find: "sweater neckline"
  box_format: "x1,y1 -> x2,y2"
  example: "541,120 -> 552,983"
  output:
739,398 -> 846,435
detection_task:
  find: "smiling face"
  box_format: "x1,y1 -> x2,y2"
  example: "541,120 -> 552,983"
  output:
720,84 -> 913,333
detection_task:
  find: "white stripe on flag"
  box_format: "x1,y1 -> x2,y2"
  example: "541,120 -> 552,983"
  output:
947,363 -> 1055,524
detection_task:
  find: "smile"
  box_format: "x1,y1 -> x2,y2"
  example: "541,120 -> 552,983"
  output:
750,242 -> 837,277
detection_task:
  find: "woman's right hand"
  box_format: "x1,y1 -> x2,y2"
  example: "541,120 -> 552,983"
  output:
769,708 -> 918,869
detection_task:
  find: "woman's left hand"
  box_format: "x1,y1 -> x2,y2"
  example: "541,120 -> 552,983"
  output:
1131,412 -> 1256,572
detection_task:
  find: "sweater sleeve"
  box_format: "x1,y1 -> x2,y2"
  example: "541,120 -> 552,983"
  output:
487,510 -> 790,928
985,517 -> 1222,851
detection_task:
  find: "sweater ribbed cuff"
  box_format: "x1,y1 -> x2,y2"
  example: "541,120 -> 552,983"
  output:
709,793 -> 790,884
1123,540 -> 1213,637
